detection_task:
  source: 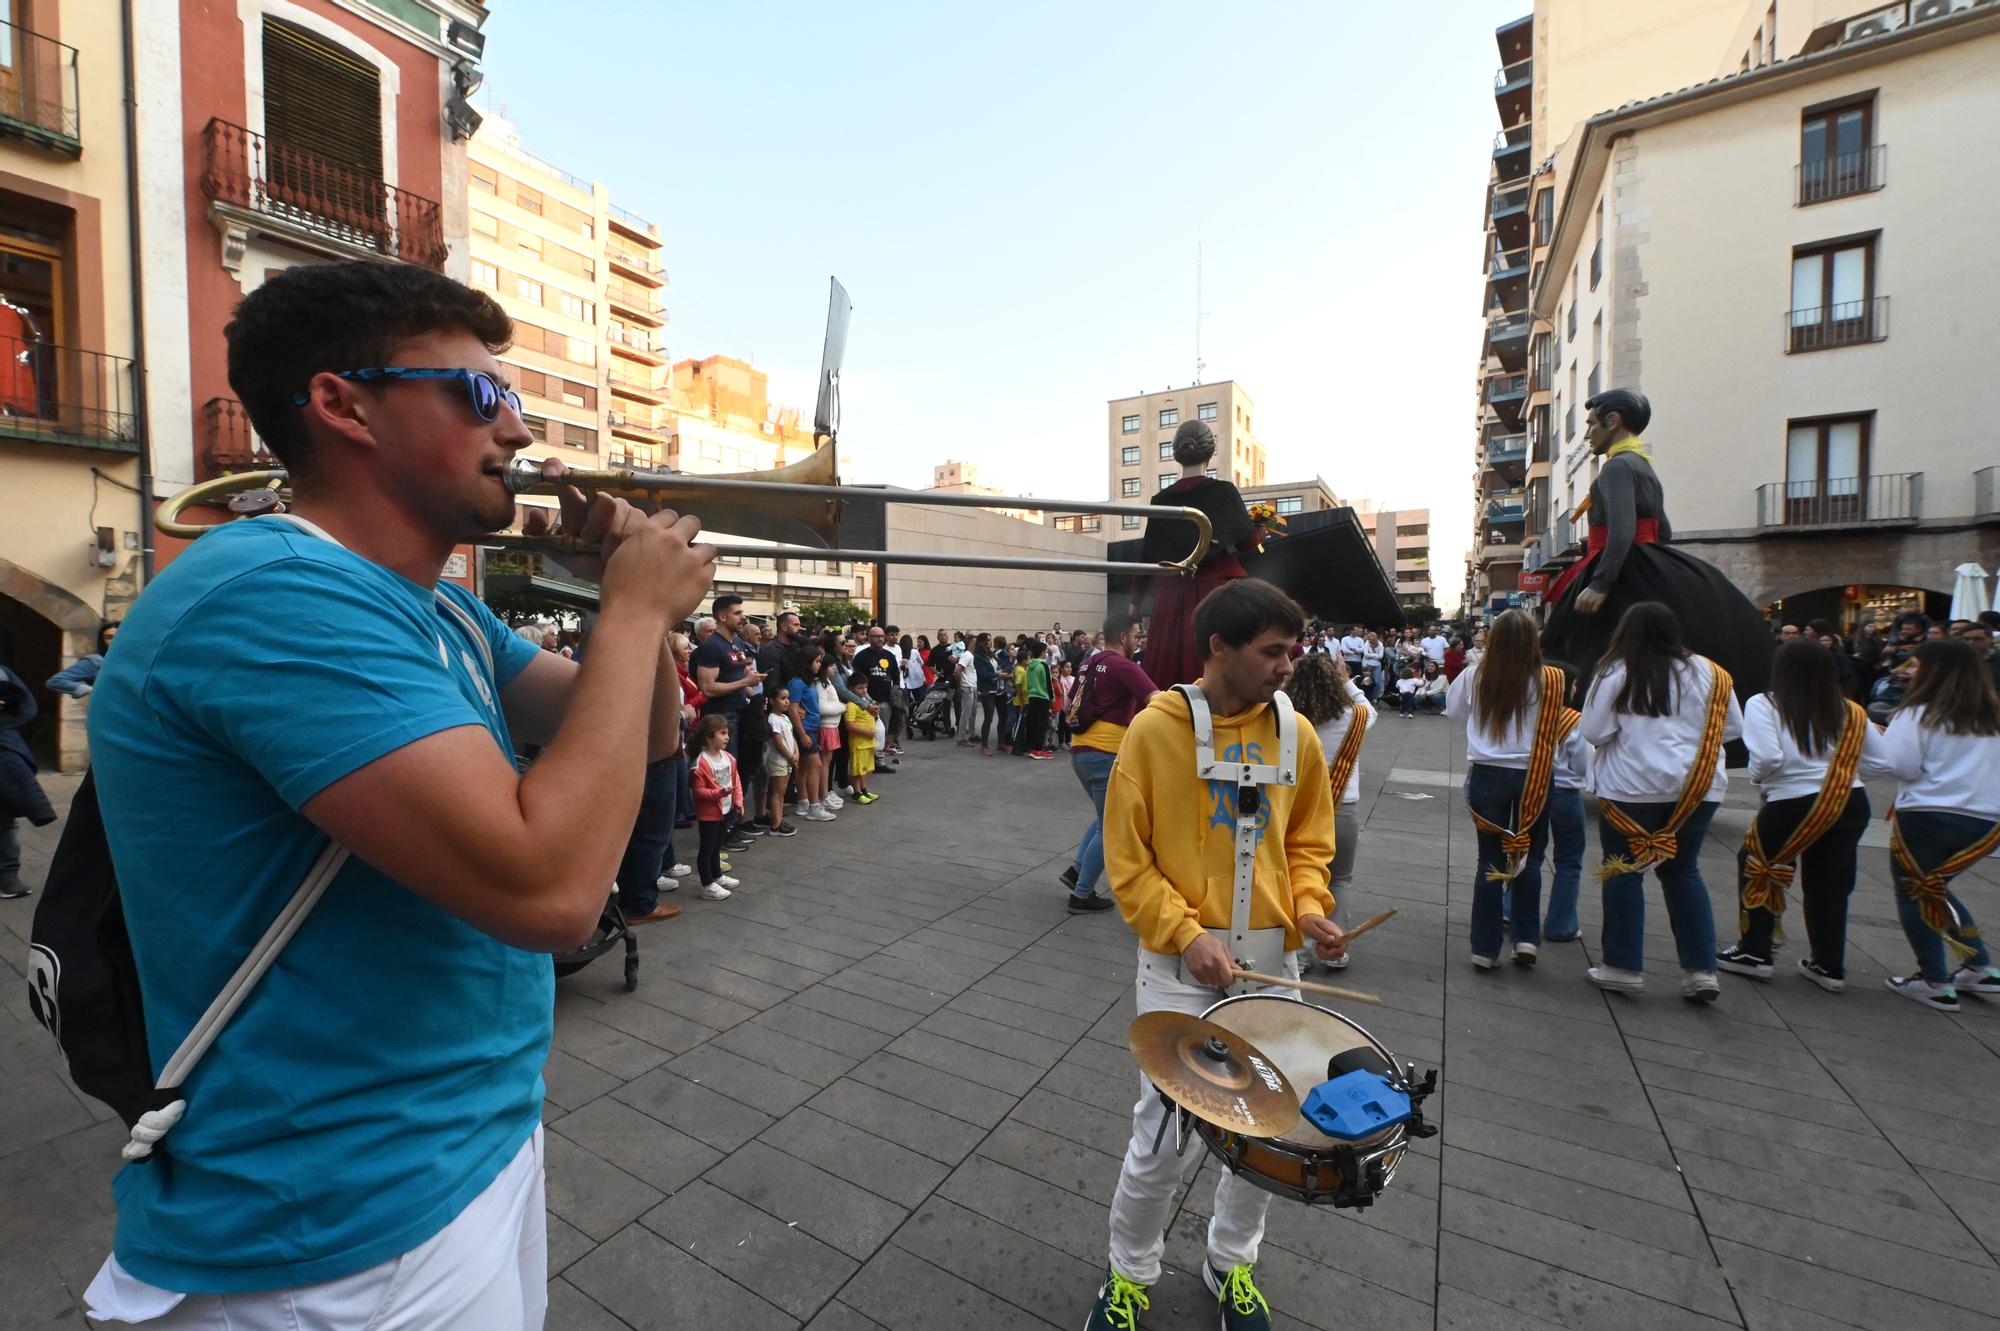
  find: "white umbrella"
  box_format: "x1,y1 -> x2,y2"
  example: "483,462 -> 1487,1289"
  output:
1950,563 -> 1989,622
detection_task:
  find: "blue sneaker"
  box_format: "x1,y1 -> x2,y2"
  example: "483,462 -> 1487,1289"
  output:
1085,1268 -> 1149,1331
1202,1262 -> 1273,1331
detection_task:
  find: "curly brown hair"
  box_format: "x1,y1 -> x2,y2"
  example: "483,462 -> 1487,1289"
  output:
1283,653 -> 1350,724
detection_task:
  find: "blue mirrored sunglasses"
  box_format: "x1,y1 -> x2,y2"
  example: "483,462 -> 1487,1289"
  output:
290,367 -> 523,422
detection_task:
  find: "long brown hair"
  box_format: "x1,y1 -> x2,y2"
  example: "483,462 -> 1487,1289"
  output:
1601,601 -> 1690,717
1900,638 -> 2000,736
1768,638 -> 1845,754
1472,609 -> 1542,736
1283,653 -> 1349,724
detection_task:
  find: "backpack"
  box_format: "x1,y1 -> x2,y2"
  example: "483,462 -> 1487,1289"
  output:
26,771 -> 347,1161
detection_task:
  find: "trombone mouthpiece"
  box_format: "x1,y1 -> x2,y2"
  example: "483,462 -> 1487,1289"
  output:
504,457 -> 550,495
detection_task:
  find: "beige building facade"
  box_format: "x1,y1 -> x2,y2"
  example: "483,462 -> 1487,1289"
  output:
1355,504 -> 1437,609
925,459 -> 1044,525
0,0 -> 144,769
1526,1 -> 2000,626
878,504 -> 1111,641
1083,381 -> 1266,541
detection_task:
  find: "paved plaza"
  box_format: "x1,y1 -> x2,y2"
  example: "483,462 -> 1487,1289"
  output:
4,711 -> 1999,1330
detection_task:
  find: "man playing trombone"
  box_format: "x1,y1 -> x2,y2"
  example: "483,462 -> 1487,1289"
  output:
83,260 -> 713,1330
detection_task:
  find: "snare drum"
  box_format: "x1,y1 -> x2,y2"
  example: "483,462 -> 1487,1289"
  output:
1191,994 -> 1411,1209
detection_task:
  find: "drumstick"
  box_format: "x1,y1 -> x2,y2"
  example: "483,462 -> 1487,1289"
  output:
1340,909 -> 1397,943
1232,969 -> 1382,1005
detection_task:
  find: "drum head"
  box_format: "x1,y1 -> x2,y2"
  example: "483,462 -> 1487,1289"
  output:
1202,994 -> 1398,1149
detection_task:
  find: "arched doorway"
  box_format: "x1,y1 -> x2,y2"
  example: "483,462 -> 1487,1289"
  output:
1767,582 -> 1950,633
0,558 -> 100,768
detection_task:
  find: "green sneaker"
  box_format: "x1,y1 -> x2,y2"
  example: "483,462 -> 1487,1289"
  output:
1085,1268 -> 1149,1331
1202,1262 -> 1272,1331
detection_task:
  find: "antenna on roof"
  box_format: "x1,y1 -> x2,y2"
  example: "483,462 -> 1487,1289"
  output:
1193,241 -> 1207,387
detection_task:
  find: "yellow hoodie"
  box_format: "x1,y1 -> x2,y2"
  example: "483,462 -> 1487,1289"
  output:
1104,686 -> 1337,955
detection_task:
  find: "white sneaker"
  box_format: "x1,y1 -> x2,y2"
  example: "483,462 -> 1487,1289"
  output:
667,863 -> 693,878
699,882 -> 731,900
1587,965 -> 1646,993
654,875 -> 679,892
1513,943 -> 1539,968
823,792 -> 845,810
805,805 -> 835,822
717,875 -> 741,888
1681,970 -> 1721,1003
1323,953 -> 1351,970
1949,965 -> 2000,996
1887,975 -> 1959,1011
1470,954 -> 1499,970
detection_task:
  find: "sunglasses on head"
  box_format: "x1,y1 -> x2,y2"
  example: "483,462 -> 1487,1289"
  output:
291,367 -> 523,422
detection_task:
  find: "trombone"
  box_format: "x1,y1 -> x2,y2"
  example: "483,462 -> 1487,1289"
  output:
154,438 -> 1213,579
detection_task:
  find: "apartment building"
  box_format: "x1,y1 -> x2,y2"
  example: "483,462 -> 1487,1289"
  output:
1469,0 -> 1805,617
666,354 -> 851,619
1075,381 -> 1267,539
1355,504 -> 1437,610
0,0 -> 146,769
925,459 -> 1044,524
1525,0 -> 2000,627
465,116 -> 667,474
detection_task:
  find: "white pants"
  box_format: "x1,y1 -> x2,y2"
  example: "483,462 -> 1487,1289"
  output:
86,1129 -> 547,1330
1108,951 -> 1299,1285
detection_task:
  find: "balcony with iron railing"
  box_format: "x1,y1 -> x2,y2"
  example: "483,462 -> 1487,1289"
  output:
607,241 -> 666,285
0,335 -> 137,453
1487,311 -> 1529,370
1797,145 -> 1886,206
1494,57 -> 1532,101
1977,466 -> 2000,521
1494,122 -> 1531,171
1754,472 -> 1922,531
201,396 -> 274,473
0,20 -> 79,155
608,278 -> 667,325
608,323 -> 667,363
1486,489 -> 1528,523
1490,181 -> 1529,221
608,201 -> 661,239
608,364 -> 670,401
201,118 -> 447,267
1786,296 -> 1888,353
1485,432 -> 1527,466
1521,537 -> 1546,574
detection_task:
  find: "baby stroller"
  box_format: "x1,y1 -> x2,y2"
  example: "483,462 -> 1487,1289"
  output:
913,685 -> 956,740
554,893 -> 639,992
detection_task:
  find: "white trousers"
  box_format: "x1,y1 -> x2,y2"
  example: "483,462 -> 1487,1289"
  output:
86,1129 -> 548,1330
1107,951 -> 1299,1285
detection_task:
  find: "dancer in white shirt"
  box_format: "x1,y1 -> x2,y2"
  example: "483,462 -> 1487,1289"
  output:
1283,654 -> 1375,971
1716,640 -> 1886,991
1877,638 -> 2000,1011
1580,602 -> 1742,1001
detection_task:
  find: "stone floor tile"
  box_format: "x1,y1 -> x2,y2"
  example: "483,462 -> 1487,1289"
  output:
806,1077 -> 989,1166
705,1139 -> 909,1261
565,1224 -> 799,1330
641,1178 -> 858,1321
550,1095 -> 722,1196
758,1105 -> 951,1208
612,1067 -> 775,1151
541,1130 -> 665,1242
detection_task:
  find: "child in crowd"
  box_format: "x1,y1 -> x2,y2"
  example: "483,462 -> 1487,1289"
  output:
764,691 -> 802,837
1053,661 -> 1076,750
1395,665 -> 1422,716
689,714 -> 743,900
845,696 -> 881,804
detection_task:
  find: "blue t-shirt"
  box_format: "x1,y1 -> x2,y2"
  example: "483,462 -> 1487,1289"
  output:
786,675 -> 820,731
86,519 -> 547,1293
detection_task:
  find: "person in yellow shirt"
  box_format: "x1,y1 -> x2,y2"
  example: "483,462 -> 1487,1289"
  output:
1086,579 -> 1343,1331
843,698 -> 879,805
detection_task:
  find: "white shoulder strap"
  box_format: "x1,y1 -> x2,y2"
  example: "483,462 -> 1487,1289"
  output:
1174,683 -> 1297,788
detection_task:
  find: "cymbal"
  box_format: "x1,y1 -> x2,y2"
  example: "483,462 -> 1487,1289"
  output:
1128,1011 -> 1300,1138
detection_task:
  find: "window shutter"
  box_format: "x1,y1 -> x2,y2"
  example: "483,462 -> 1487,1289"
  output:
262,20 -> 382,178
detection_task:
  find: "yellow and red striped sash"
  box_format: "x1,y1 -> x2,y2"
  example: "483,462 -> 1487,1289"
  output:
1740,701 -> 1868,917
1326,703 -> 1369,806
1891,815 -> 2000,944
1599,659 -> 1733,880
1466,665 -> 1579,882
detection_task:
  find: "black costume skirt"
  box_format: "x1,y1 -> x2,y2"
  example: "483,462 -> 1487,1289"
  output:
1542,543 -> 1772,707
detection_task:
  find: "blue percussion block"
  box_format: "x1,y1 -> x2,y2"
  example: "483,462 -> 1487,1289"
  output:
1301,1070 -> 1413,1141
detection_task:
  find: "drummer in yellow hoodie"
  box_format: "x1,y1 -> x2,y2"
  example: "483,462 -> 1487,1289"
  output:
1086,579 -> 1343,1331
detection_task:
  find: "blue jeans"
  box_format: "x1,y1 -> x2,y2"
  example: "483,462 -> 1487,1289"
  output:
1598,800 -> 1720,973
616,755 -> 684,915
1466,763 -> 1550,958
1537,786 -> 1586,939
1069,748 -> 1118,896
1889,809 -> 1995,982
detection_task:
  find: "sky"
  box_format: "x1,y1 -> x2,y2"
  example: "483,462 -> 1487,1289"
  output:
479,1 -> 1531,613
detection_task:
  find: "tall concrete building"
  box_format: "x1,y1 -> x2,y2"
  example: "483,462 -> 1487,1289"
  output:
1075,382 -> 1266,540
1469,0 -> 1809,617
1354,504 -> 1438,610
466,116 -> 668,474
1470,0 -> 1997,623
1522,0 -> 2000,628
926,459 -> 1045,525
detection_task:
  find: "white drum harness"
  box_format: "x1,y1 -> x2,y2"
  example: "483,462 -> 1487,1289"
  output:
1166,683 -> 1299,995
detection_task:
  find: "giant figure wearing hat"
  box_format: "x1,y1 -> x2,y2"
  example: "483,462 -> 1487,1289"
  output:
1541,390 -> 1772,704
